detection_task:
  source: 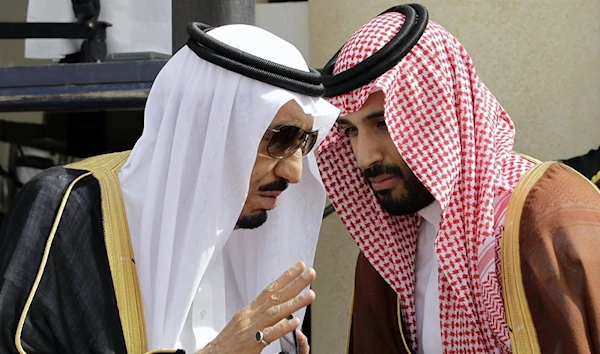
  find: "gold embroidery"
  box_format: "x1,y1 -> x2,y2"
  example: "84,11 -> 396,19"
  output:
15,172 -> 93,354
67,152 -> 148,353
501,162 -> 551,354
396,297 -> 412,354
591,170 -> 600,186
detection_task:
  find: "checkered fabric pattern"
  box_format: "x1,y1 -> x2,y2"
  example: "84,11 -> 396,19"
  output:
317,12 -> 534,353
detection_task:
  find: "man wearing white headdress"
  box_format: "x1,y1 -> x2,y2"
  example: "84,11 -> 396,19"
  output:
0,23 -> 339,354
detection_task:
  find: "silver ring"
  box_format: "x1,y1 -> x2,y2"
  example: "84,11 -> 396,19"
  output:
254,330 -> 269,346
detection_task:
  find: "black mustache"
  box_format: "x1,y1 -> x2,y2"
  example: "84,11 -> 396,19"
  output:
363,163 -> 403,180
259,178 -> 289,192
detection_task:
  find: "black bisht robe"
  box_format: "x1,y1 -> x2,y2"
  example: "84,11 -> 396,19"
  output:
0,152 -> 179,354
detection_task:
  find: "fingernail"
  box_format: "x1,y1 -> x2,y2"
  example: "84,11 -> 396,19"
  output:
302,268 -> 314,279
295,261 -> 305,269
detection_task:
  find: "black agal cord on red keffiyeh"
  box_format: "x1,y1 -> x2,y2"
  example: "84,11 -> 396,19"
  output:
319,3 -> 428,97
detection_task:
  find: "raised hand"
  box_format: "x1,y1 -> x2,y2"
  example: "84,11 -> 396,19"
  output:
198,261 -> 316,354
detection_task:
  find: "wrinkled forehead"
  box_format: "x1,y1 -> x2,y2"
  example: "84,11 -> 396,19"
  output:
270,99 -> 315,129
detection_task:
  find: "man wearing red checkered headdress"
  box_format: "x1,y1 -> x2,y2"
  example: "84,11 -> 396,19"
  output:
317,4 -> 600,354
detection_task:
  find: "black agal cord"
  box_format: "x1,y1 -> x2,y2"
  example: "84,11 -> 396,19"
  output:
187,22 -> 326,97
320,3 -> 429,97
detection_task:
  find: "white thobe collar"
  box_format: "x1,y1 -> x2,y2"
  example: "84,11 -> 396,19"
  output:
417,200 -> 442,232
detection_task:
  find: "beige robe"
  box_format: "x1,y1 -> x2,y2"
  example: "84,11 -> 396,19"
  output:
348,162 -> 600,354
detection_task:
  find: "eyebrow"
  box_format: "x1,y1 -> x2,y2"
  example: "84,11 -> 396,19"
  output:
337,110 -> 384,125
289,115 -> 314,130
365,111 -> 385,120
271,111 -> 314,131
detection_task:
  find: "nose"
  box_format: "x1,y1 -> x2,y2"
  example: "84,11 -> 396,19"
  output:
354,129 -> 385,171
273,148 -> 303,184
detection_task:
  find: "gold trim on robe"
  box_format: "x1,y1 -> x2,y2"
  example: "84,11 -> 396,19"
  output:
396,298 -> 413,353
346,157 -> 598,353
15,172 -> 93,354
66,152 -> 148,353
591,170 -> 600,185
501,162 -> 551,354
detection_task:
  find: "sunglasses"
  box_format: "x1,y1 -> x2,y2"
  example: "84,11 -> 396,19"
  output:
263,125 -> 319,159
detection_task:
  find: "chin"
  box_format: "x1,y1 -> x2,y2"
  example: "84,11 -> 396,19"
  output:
235,209 -> 268,229
379,188 -> 435,216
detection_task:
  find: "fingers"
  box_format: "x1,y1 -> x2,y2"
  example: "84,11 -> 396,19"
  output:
253,261 -> 306,306
262,316 -> 301,344
297,330 -> 310,354
263,267 -> 315,310
249,261 -> 316,335
276,267 -> 316,306
261,289 -> 315,327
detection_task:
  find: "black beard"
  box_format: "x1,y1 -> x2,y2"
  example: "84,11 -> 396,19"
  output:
236,210 -> 268,229
364,163 -> 435,216
236,178 -> 288,229
259,178 -> 288,192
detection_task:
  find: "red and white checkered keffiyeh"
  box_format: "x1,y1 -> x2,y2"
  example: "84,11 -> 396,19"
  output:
317,12 -> 535,353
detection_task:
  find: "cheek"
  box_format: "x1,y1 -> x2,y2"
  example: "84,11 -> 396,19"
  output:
248,158 -> 277,189
382,135 -> 402,160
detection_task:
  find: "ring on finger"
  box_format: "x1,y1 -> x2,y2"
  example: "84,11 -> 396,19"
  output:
254,330 -> 269,346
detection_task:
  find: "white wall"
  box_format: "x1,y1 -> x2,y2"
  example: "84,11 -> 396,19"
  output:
256,2 -> 309,60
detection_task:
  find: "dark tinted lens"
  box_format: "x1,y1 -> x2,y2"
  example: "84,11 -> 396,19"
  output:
300,130 -> 318,155
268,126 -> 303,158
